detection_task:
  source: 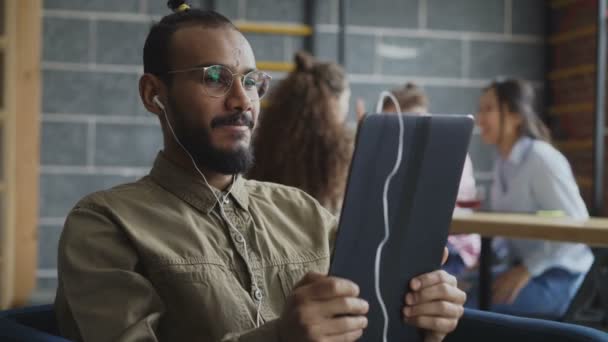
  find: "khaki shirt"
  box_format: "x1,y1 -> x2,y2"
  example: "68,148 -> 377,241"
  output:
55,153 -> 337,342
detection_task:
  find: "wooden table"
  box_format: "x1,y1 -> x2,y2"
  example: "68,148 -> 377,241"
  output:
449,211 -> 608,310
451,211 -> 608,246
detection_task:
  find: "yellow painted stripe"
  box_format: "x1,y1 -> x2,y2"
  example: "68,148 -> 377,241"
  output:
549,102 -> 594,115
550,0 -> 580,9
550,25 -> 596,44
236,21 -> 313,36
549,64 -> 596,80
256,61 -> 294,72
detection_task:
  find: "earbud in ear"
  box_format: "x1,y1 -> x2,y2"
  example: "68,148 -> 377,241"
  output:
153,96 -> 165,111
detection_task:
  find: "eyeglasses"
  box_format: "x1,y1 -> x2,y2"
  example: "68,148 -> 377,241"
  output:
167,64 -> 272,101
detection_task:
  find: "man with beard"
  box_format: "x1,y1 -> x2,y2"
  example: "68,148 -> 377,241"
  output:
54,2 -> 466,342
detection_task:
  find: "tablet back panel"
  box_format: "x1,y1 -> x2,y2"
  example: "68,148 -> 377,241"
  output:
330,114 -> 474,341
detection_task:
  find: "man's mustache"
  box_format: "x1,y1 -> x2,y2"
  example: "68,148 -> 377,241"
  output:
211,111 -> 254,129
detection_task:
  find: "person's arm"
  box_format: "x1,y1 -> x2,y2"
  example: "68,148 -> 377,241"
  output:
524,149 -> 589,276
530,148 -> 588,219
57,201 -> 165,342
522,151 -> 589,277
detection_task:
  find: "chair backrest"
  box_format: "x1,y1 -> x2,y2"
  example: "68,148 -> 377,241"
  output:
446,309 -> 608,342
0,304 -> 70,342
564,248 -> 608,329
2,305 -> 607,342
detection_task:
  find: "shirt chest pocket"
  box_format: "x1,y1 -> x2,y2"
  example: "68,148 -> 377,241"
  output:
150,261 -> 257,338
278,258 -> 330,299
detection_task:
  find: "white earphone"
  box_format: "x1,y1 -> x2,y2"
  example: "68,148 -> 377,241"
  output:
153,95 -> 165,111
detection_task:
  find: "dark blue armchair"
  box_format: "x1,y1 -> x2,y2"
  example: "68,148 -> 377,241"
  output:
1,305 -> 607,341
0,305 -> 69,342
446,308 -> 608,342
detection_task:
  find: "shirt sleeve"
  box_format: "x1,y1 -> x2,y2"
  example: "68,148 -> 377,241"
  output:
56,199 -> 166,342
523,147 -> 589,276
530,147 -> 588,219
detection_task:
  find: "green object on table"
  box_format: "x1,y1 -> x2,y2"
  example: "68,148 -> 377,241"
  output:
536,210 -> 566,217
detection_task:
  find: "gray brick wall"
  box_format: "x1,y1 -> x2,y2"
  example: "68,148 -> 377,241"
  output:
36,0 -> 191,298
35,0 -> 546,300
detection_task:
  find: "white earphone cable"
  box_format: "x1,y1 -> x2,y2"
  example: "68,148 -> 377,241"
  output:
158,99 -> 263,327
373,91 -> 404,342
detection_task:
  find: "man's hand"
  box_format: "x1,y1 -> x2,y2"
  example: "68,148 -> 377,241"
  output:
492,265 -> 530,305
403,270 -> 466,342
278,272 -> 369,342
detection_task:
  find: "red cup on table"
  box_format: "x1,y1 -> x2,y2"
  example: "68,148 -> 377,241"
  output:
455,198 -> 482,209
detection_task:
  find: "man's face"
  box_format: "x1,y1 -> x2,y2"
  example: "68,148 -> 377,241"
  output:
165,26 -> 260,174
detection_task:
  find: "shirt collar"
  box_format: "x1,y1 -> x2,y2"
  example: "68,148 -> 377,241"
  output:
504,136 -> 533,165
149,152 -> 249,214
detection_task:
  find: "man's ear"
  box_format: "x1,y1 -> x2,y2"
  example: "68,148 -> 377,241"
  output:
139,73 -> 166,116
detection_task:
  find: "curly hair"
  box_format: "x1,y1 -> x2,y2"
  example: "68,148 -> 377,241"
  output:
248,51 -> 353,213
383,82 -> 429,113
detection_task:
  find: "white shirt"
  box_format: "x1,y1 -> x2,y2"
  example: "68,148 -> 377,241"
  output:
490,136 -> 594,276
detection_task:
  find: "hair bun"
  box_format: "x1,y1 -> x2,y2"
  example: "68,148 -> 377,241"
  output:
167,0 -> 189,12
294,51 -> 315,72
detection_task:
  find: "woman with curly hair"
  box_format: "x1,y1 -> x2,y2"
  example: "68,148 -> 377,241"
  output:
248,51 -> 353,214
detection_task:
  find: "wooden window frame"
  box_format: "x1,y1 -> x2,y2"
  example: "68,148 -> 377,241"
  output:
0,0 -> 41,308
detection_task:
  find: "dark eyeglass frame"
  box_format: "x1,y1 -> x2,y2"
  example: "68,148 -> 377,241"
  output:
166,64 -> 272,101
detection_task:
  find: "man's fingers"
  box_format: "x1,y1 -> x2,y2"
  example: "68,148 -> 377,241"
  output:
316,315 -> 367,336
326,329 -> 365,342
316,297 -> 369,318
405,282 -> 466,306
406,316 -> 458,335
296,276 -> 360,301
410,270 -> 457,291
424,332 -> 447,342
404,300 -> 464,319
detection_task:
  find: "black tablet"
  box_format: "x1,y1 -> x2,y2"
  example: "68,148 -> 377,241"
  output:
329,114 -> 474,342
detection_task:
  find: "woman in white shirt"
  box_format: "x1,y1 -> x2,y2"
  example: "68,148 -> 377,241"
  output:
466,78 -> 594,318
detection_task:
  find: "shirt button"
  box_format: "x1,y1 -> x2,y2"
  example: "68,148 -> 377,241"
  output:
254,288 -> 263,301
235,234 -> 244,243
223,197 -> 230,204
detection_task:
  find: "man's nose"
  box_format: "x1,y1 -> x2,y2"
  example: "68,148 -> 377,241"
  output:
225,79 -> 253,113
